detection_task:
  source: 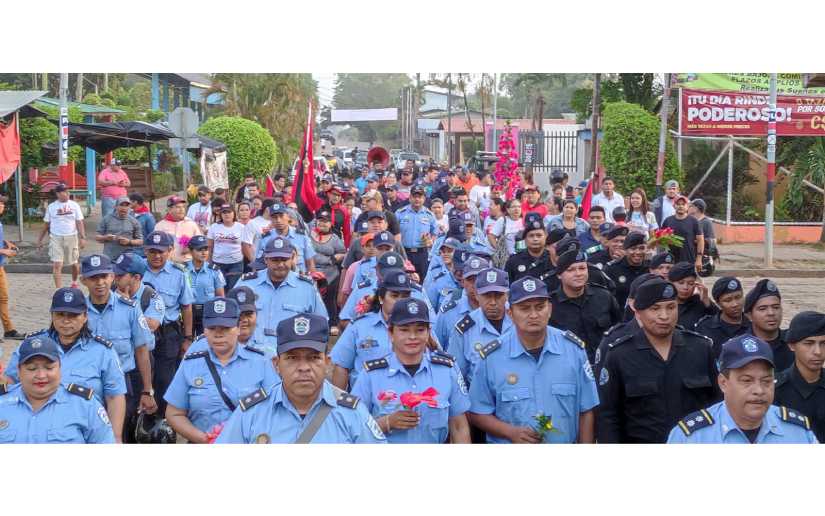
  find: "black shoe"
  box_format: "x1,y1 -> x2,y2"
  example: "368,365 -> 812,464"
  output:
4,330 -> 23,340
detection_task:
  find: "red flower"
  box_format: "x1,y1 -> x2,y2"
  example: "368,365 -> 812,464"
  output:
205,422 -> 225,444
399,387 -> 440,410
355,294 -> 374,315
178,235 -> 191,248
377,390 -> 398,404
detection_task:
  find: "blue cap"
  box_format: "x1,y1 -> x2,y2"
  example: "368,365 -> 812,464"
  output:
367,210 -> 385,220
263,237 -> 295,258
457,211 -> 475,225
440,237 -> 461,251
377,252 -> 404,272
50,287 -> 87,314
357,219 -> 370,233
578,181 -> 588,189
388,298 -> 430,326
277,313 -> 329,354
374,231 -> 394,248
509,276 -> 549,304
379,269 -> 413,292
475,267 -> 509,295
452,247 -> 471,270
188,235 -> 208,250
463,256 -> 490,278
269,203 -> 288,215
203,297 -> 240,328
227,286 -> 257,312
447,218 -> 467,241
522,213 -> 545,239
469,248 -> 493,260
144,231 -> 173,250
719,334 -> 775,371
18,334 -> 61,364
598,222 -> 615,234
80,254 -> 113,277
113,252 -> 147,276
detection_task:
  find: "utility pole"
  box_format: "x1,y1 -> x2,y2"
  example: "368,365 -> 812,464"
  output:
103,73 -> 109,92
447,74 -> 453,166
655,73 -> 672,197
41,73 -> 48,94
590,74 -> 601,180
765,73 -> 778,267
75,73 -> 84,102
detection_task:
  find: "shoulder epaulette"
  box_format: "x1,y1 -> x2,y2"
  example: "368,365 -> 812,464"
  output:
775,370 -> 791,387
694,314 -> 713,329
297,273 -> 313,283
239,387 -> 268,411
336,392 -> 360,409
680,328 -> 714,345
208,262 -> 221,270
184,350 -> 209,360
433,270 -> 447,280
676,408 -> 715,436
243,345 -> 265,356
364,358 -> 389,371
455,314 -> 475,335
116,295 -> 137,307
66,383 -> 94,400
563,330 -> 586,349
478,339 -> 501,359
603,323 -> 623,336
440,300 -> 457,313
357,279 -> 372,289
430,351 -> 455,367
24,328 -> 49,339
171,262 -> 187,272
779,406 -> 812,430
410,282 -> 422,291
0,384 -> 7,395
93,335 -> 113,349
240,271 -> 259,281
608,334 -> 634,349
606,258 -> 621,267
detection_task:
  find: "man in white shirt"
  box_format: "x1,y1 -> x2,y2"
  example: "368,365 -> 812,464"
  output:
591,176 -> 625,223
186,185 -> 212,233
36,184 -> 86,288
241,198 -> 275,264
469,172 -> 493,214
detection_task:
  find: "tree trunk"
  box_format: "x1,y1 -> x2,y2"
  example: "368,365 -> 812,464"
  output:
76,73 -> 84,102
41,73 -> 48,95
103,73 -> 109,92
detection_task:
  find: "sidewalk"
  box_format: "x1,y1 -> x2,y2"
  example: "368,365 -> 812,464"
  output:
715,242 -> 825,277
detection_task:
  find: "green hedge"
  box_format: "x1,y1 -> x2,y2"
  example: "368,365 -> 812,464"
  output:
197,116 -> 278,187
600,101 -> 683,197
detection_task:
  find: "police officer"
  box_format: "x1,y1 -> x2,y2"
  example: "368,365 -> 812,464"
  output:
586,223 -> 626,270
186,235 -> 226,336
604,231 -> 649,309
648,252 -> 675,279
331,269 -> 413,390
457,211 -> 494,255
164,298 -> 280,443
468,276 -> 599,444
256,202 -> 316,274
505,213 -> 551,283
226,286 -> 272,357
550,249 -> 621,364
142,231 -> 196,417
424,244 -> 462,308
352,298 -> 471,443
396,184 -> 437,281
352,230 -> 395,290
433,255 -> 489,348
423,237 -> 461,300
448,267 -> 513,384
774,311 -> 825,443
743,279 -> 792,371
235,237 -> 327,353
0,334 -> 115,443
667,334 -> 817,444
597,278 -> 721,443
695,276 -> 750,359
668,261 -> 718,331
113,252 -> 165,350
2,287 -> 127,439
216,314 -> 386,443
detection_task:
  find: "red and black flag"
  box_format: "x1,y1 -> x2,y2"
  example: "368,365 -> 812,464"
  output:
292,101 -> 322,222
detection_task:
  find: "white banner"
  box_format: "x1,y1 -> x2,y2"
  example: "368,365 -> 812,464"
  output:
200,149 -> 228,190
331,108 -> 398,122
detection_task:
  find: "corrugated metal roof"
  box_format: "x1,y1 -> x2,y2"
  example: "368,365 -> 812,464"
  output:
35,97 -> 125,116
0,90 -> 47,117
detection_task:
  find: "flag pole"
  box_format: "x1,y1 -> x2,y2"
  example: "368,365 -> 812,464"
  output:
15,113 -> 23,242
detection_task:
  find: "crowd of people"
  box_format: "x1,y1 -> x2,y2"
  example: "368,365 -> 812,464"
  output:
0,156 -> 823,445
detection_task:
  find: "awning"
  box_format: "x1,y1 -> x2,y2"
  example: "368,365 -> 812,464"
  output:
0,90 -> 48,118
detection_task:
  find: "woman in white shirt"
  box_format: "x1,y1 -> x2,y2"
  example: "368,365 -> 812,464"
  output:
488,199 -> 524,256
430,198 -> 450,236
626,188 -> 658,238
206,204 -> 246,289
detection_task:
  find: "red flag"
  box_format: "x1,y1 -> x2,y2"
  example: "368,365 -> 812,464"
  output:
265,174 -> 276,197
0,114 -> 20,184
293,101 -> 322,222
580,177 -> 594,220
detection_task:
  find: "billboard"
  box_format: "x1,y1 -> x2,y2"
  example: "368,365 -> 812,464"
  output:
676,73 -> 825,96
331,108 -> 398,122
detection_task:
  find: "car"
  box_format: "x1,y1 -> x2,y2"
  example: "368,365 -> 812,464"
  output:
465,151 -> 499,174
395,151 -> 421,171
290,156 -> 330,181
319,129 -> 336,145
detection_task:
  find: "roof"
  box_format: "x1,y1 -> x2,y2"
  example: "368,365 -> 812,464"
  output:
0,90 -> 47,118
35,97 -> 125,116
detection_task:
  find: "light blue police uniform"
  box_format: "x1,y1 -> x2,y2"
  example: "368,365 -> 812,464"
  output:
331,310 -> 392,388
0,383 -> 115,443
234,270 -> 327,350
430,229 -> 491,259
163,338 -> 280,433
666,402 -> 818,444
85,293 -> 153,374
469,326 -> 599,443
352,257 -> 378,291
215,380 -> 386,443
351,350 -> 470,444
257,227 -> 316,273
186,261 -> 226,303
447,308 -> 514,384
133,282 -> 165,350
3,330 -> 126,406
395,204 -> 437,249
434,291 -> 470,347
143,261 -> 195,323
339,283 -> 436,323
424,268 -> 459,308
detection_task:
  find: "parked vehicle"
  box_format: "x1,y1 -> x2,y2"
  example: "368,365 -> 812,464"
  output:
395,151 -> 421,170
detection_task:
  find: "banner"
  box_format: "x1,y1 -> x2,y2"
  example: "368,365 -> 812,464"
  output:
676,73 -> 825,96
680,88 -> 825,136
331,108 -> 398,122
0,114 -> 20,184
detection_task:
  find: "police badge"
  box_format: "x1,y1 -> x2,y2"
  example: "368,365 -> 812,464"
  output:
407,301 -> 419,314
237,292 -> 246,303
294,316 -> 310,336
153,234 -> 161,243
742,338 -> 758,353
523,279 -> 536,292
387,256 -> 397,266
486,270 -> 497,283
214,300 -> 226,314
663,285 -> 674,298
274,239 -> 284,248
90,256 -> 101,267
727,279 -> 738,291
64,291 -> 74,303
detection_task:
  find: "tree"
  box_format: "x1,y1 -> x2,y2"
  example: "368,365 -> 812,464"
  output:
781,137 -> 825,239
499,74 -> 592,119
197,116 -> 278,187
333,73 -> 411,146
571,74 -> 661,122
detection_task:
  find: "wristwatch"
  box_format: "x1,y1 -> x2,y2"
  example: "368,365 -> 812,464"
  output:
141,389 -> 155,397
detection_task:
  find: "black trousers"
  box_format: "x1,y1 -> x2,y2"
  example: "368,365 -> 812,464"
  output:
123,368 -> 144,443
153,321 -> 183,418
193,304 -> 204,338
405,248 -> 430,282
323,275 -> 341,326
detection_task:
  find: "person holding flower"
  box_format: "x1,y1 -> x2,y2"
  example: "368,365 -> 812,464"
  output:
661,195 -> 704,271
468,276 -> 598,444
153,195 -> 202,264
351,297 -> 471,443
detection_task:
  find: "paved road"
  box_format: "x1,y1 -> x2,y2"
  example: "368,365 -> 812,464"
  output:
2,272 -> 824,369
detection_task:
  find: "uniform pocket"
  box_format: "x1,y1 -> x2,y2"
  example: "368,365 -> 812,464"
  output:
46,427 -> 83,443
0,430 -> 16,443
551,383 -> 578,418
682,376 -> 712,390
626,378 -> 659,398
498,387 -> 534,427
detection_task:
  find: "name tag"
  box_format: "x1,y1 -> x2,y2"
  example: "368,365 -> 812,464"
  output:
264,328 -> 277,337
358,339 -> 378,350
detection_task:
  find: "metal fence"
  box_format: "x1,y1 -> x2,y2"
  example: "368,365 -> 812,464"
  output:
519,130 -> 578,178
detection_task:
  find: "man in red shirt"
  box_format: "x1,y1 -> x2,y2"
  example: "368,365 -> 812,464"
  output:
520,184 -> 548,219
97,159 -> 131,219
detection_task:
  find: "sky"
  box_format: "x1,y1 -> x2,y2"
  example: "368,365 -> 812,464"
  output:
313,73 -> 335,107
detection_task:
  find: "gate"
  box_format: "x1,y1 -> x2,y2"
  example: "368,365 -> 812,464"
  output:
519,130 -> 578,179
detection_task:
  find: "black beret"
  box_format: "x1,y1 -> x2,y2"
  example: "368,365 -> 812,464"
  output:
605,225 -> 629,241
633,278 -> 677,311
628,273 -> 659,300
623,232 -> 646,249
555,250 -> 587,275
712,276 -> 742,302
650,252 -> 674,269
787,311 -> 825,343
667,261 -> 697,282
743,279 -> 781,313
522,213 -> 546,239
547,228 -> 568,245
554,236 -> 581,256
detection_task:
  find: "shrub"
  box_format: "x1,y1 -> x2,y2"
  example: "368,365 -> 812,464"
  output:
197,116 -> 278,187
